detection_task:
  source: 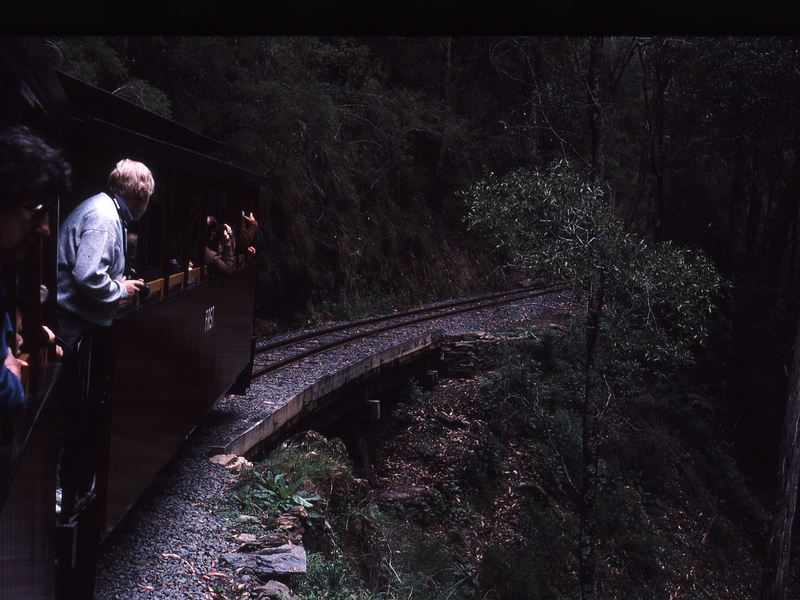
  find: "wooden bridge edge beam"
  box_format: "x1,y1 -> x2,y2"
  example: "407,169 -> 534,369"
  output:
214,330 -> 443,458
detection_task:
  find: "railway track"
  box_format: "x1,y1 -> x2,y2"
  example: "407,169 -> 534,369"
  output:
252,282 -> 568,379
94,282 -> 575,598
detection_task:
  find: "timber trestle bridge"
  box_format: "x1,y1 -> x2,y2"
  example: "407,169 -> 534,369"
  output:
222,283 -> 569,459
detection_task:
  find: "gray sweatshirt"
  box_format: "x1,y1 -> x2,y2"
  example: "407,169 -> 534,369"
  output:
57,192 -> 131,327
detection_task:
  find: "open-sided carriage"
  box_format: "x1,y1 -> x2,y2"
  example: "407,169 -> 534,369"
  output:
0,38 -> 267,599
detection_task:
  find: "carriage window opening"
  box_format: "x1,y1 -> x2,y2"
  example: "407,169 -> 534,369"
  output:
138,187 -> 163,283
182,182 -> 204,287
167,176 -> 187,278
160,173 -> 177,293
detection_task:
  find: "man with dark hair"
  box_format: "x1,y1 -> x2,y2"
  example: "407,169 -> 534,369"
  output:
0,125 -> 71,414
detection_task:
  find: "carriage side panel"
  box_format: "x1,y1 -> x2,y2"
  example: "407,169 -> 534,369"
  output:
102,265 -> 256,535
0,365 -> 60,600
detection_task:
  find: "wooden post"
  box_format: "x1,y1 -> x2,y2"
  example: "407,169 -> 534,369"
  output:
366,399 -> 381,421
160,170 -> 176,294
180,173 -> 194,288
358,427 -> 372,482
423,370 -> 439,391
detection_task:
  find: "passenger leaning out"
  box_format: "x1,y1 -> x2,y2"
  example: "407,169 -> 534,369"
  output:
56,158 -> 153,517
57,159 -> 153,347
204,215 -> 235,276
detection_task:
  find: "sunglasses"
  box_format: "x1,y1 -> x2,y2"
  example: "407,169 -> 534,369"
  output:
19,201 -> 57,221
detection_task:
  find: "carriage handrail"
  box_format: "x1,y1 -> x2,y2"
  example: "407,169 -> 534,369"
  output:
121,253 -> 255,311
0,362 -> 61,515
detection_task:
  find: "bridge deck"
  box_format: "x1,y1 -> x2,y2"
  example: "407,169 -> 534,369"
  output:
214,330 -> 443,458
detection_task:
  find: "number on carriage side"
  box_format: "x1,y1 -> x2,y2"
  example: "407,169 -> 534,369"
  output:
205,306 -> 215,332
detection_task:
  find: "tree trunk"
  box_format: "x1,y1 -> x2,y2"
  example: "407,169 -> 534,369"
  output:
744,147 -> 763,275
526,42 -> 542,169
443,37 -> 451,106
581,269 -> 604,600
428,37 -> 451,204
622,135 -> 649,231
760,315 -> 800,600
726,143 -> 747,275
587,37 -> 604,185
581,37 -> 605,600
764,152 -> 800,289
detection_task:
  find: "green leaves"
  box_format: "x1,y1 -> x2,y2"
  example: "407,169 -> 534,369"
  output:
605,239 -> 727,364
462,160 -> 727,366
233,470 -> 321,518
46,38 -> 172,117
463,161 -> 613,288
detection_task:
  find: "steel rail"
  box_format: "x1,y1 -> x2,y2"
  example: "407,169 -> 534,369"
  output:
251,283 -> 568,380
255,282 -> 568,355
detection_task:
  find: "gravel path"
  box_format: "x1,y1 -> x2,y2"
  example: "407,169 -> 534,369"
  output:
93,291 -> 577,599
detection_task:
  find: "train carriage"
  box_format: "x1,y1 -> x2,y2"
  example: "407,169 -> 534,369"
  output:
0,38 -> 267,599
0,37 -> 74,600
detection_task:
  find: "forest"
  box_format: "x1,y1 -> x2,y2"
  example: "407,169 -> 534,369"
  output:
45,37 -> 800,598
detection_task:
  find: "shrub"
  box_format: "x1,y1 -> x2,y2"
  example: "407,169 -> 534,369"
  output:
477,546 -> 542,600
294,552 -> 368,600
461,434 -> 506,504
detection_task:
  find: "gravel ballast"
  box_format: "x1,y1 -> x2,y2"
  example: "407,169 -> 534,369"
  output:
93,291 -> 577,599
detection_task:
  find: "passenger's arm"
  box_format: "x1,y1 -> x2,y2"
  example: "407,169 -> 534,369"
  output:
205,244 -> 234,276
70,228 -> 126,305
239,213 -> 258,249
1,314 -> 25,414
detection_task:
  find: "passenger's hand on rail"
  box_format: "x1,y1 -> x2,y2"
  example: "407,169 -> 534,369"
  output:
120,276 -> 146,298
4,347 -> 26,381
42,325 -> 56,345
42,325 -> 63,359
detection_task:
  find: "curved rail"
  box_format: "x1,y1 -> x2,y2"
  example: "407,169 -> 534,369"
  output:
256,283 -> 567,354
252,283 -> 568,380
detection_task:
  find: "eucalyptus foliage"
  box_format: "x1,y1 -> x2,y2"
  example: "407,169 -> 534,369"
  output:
606,238 -> 727,363
463,162 -> 613,282
462,161 -> 726,365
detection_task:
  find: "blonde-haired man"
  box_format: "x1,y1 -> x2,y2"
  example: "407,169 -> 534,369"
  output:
56,158 -> 154,520
57,158 -> 154,346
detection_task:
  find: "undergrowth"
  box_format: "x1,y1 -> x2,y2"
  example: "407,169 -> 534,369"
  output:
302,292 -> 396,327
220,322 -> 776,599
472,324 -> 769,598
